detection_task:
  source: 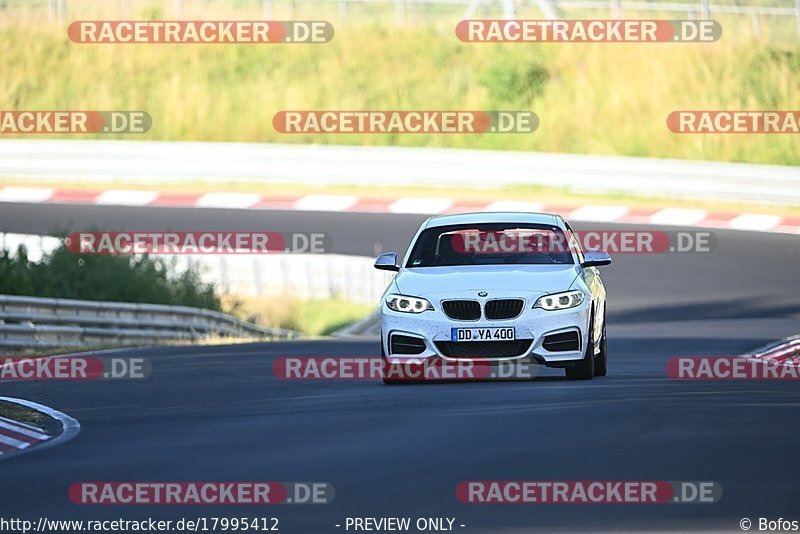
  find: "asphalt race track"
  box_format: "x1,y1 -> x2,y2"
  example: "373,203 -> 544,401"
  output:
1,203 -> 799,532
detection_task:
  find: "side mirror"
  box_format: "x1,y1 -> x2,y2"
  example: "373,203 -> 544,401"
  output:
374,252 -> 400,272
581,250 -> 612,268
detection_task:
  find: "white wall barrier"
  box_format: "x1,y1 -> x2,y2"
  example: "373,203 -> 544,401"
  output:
0,233 -> 394,306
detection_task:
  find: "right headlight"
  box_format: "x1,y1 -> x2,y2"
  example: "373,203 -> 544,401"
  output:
533,290 -> 585,311
385,294 -> 434,314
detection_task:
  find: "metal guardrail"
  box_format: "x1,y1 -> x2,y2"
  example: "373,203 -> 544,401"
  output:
745,335 -> 800,361
0,294 -> 299,348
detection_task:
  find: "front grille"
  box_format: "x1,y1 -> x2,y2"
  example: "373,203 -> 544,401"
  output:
542,331 -> 580,352
435,339 -> 533,358
442,300 -> 481,321
390,334 -> 426,355
484,299 -> 524,320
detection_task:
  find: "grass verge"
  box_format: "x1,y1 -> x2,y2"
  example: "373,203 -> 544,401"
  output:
0,400 -> 56,435
230,295 -> 375,336
0,19 -> 798,165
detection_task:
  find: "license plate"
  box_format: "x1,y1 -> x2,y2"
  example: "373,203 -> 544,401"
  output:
451,327 -> 515,342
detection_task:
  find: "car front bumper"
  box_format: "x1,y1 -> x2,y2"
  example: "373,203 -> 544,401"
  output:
380,296 -> 591,366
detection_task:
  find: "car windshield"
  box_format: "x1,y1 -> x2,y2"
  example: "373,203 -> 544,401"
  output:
406,223 -> 574,267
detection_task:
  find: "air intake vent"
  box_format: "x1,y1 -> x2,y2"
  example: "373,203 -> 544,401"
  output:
484,299 -> 524,320
390,334 -> 426,355
542,331 -> 580,352
435,340 -> 533,358
442,300 -> 481,321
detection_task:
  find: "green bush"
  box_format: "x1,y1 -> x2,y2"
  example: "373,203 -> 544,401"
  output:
479,57 -> 550,105
0,243 -> 222,311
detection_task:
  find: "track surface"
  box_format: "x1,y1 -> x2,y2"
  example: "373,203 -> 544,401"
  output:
1,204 -> 799,532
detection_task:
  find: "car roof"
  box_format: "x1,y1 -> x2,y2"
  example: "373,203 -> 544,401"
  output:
424,212 -> 560,229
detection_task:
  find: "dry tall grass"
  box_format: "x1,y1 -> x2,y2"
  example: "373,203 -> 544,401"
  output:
1,5 -> 798,164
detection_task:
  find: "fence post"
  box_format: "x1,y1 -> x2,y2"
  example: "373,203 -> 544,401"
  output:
502,0 -> 516,18
751,13 -> 760,39
611,0 -> 621,17
701,0 -> 709,19
262,0 -> 272,18
253,257 -> 263,296
175,0 -> 183,18
395,0 -> 405,24
796,0 -> 800,40
219,256 -> 230,295
50,0 -> 66,21
120,0 -> 129,17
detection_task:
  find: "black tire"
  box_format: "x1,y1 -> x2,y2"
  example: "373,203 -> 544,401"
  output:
381,332 -> 410,385
594,312 -> 608,377
565,311 -> 595,380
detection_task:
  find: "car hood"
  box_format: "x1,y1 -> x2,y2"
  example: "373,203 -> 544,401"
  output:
394,265 -> 581,297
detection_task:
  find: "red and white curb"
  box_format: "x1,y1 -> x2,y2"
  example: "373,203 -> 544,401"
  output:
0,397 -> 80,460
745,336 -> 800,366
0,415 -> 50,454
1,186 -> 799,235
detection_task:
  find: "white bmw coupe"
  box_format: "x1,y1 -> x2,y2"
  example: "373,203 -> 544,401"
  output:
375,212 -> 611,382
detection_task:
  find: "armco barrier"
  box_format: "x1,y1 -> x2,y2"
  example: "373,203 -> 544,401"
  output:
0,294 -> 298,348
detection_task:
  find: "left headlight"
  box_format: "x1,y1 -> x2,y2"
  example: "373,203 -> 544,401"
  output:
534,290 -> 585,311
385,294 -> 434,313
